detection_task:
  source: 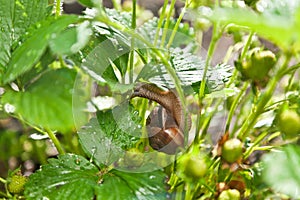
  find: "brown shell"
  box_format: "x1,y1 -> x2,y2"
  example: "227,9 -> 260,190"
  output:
148,127 -> 184,154
131,83 -> 191,154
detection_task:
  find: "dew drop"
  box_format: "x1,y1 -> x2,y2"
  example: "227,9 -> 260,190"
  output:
149,175 -> 156,179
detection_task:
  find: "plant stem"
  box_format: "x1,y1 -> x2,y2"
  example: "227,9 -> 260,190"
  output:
111,0 -> 122,11
224,32 -> 253,136
0,191 -> 9,198
15,114 -> 65,155
0,177 -> 6,184
195,23 -> 221,142
46,129 -> 65,155
166,0 -> 190,49
237,54 -> 291,140
140,98 -> 149,146
200,98 -> 223,139
160,0 -> 176,48
226,82 -> 249,135
55,0 -> 62,17
128,0 -> 137,83
240,31 -> 254,59
243,130 -> 269,159
226,31 -> 254,87
154,0 -> 168,47
185,183 -> 193,200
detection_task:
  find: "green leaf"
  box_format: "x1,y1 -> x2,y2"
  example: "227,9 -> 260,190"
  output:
205,1 -> 300,50
262,145 -> 300,198
137,48 -> 232,91
0,0 -> 49,70
106,8 -> 132,28
96,169 -> 167,200
84,10 -> 131,80
82,38 -> 123,84
24,154 -> 99,200
49,21 -> 92,55
2,68 -> 78,133
3,15 -> 79,84
78,104 -> 140,167
25,154 -> 166,200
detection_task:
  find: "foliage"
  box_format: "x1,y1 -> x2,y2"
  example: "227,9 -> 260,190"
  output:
0,0 -> 300,199
24,154 -> 166,200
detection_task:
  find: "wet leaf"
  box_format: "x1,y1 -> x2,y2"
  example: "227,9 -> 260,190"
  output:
78,104 -> 140,167
24,154 -> 99,200
3,15 -> 79,84
49,20 -> 92,55
137,48 -> 232,92
25,154 -> 166,200
96,169 -> 167,200
0,0 -> 49,70
2,68 -> 78,133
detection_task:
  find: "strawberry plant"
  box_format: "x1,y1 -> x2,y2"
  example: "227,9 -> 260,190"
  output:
0,0 -> 300,199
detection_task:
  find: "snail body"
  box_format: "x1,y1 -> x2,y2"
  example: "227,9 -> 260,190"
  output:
131,83 -> 190,154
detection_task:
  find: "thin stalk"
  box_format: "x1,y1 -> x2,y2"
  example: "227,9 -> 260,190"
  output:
154,0 -> 168,47
226,32 -> 254,87
200,99 -> 223,140
243,130 -> 269,159
240,31 -> 254,59
226,69 -> 238,86
199,180 -> 215,193
46,128 -> 65,155
128,0 -> 137,83
175,184 -> 184,200
0,177 -> 6,184
237,55 -> 291,140
111,0 -> 122,11
55,0 -> 62,17
232,91 -> 251,132
282,62 -> 300,75
195,23 -> 221,142
15,114 -> 65,155
0,191 -> 10,199
285,71 -> 296,93
32,141 -> 48,164
140,98 -> 149,146
166,0 -> 190,49
160,0 -> 176,48
225,32 -> 253,135
185,183 -> 193,200
226,82 -> 249,135
199,24 -> 220,104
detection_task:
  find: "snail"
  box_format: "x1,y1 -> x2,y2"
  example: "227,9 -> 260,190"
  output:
131,83 -> 191,154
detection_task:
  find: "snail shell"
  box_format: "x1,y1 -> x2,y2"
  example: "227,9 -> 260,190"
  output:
131,83 -> 191,154
146,106 -> 184,154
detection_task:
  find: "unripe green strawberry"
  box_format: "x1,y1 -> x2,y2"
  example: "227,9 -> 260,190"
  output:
178,155 -> 207,180
124,148 -> 144,167
218,189 -> 240,200
235,48 -> 276,82
8,174 -> 27,194
276,109 -> 300,138
222,138 -> 243,163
